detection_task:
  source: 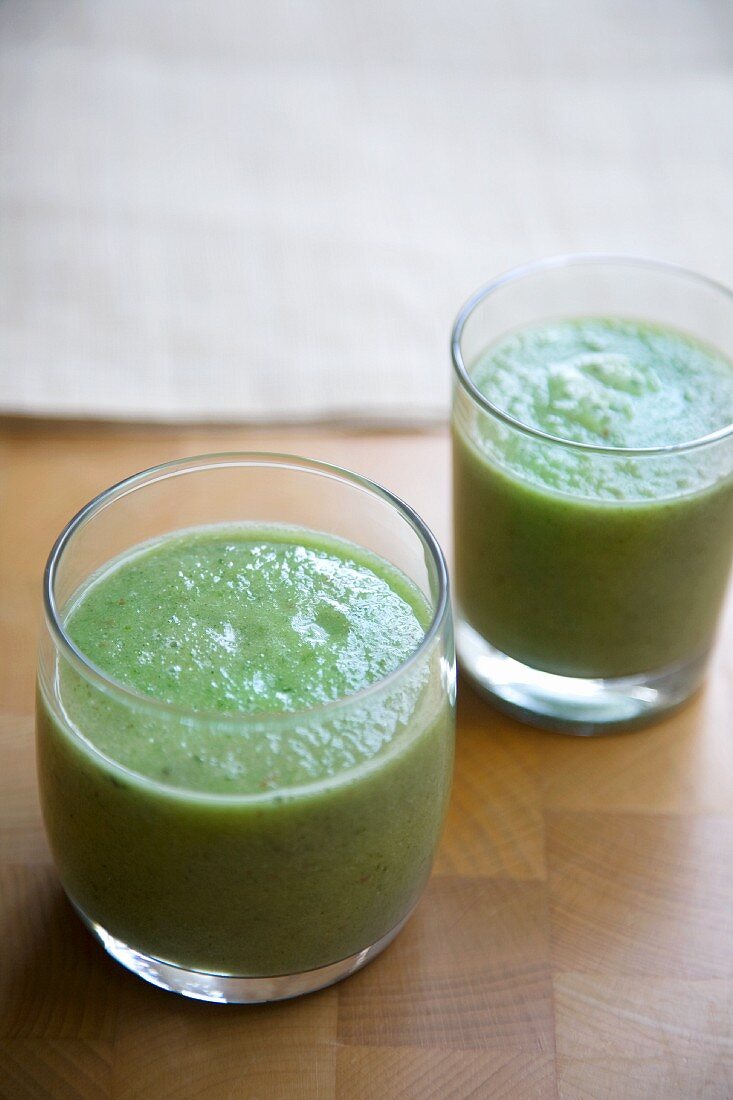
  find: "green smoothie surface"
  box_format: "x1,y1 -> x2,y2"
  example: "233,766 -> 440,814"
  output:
61,526 -> 431,795
467,318 -> 733,500
471,318 -> 733,448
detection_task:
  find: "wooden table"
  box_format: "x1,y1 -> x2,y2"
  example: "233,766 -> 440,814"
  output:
1,422 -> 732,1099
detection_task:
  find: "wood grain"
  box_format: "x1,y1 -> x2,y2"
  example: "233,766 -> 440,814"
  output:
1,421 -> 732,1098
0,718 -> 46,865
0,1041 -> 112,1100
113,983 -> 338,1100
337,877 -> 554,1052
0,867 -> 120,1041
335,1048 -> 557,1100
548,812 -> 733,980
434,691 -> 546,881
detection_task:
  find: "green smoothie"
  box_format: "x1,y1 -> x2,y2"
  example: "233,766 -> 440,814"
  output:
453,318 -> 733,678
37,526 -> 453,976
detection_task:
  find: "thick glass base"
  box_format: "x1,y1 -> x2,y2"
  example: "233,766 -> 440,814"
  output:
75,904 -> 412,1003
456,618 -> 706,735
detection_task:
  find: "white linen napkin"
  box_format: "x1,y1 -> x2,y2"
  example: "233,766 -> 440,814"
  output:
1,0 -> 732,422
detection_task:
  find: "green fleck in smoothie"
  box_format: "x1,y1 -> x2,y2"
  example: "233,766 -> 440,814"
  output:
453,318 -> 733,678
37,526 -> 453,975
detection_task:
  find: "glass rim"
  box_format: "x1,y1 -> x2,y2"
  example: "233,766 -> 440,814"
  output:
43,451 -> 451,730
451,252 -> 733,457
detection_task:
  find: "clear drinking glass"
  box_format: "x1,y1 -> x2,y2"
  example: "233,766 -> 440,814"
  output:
37,453 -> 455,1002
452,256 -> 733,733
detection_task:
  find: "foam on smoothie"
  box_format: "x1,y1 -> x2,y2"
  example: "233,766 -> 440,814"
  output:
469,318 -> 733,500
61,525 -> 431,794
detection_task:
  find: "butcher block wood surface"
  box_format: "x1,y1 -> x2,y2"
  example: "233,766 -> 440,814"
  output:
1,421 -> 732,1099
